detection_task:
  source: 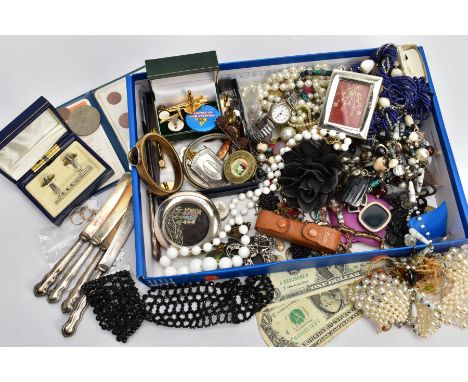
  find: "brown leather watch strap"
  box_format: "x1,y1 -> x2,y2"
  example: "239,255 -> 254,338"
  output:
128,133 -> 183,196
255,210 -> 341,253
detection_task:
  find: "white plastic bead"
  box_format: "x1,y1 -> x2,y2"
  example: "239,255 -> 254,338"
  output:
203,242 -> 213,253
338,132 -> 346,140
179,247 -> 190,257
405,115 -> 415,127
228,203 -> 236,210
294,133 -> 303,142
278,162 -> 284,170
234,215 -> 243,225
360,59 -> 375,74
240,208 -> 248,216
202,257 -> 218,271
280,148 -> 286,155
239,225 -> 249,235
333,143 -> 340,150
262,187 -> 270,194
166,247 -> 179,259
263,179 -> 270,187
320,128 -> 328,136
231,197 -> 239,205
391,68 -> 403,77
247,201 -> 255,208
177,266 -> 189,275
270,163 -> 278,171
239,193 -> 246,200
231,255 -> 243,267
274,170 -> 281,178
159,256 -> 171,268
246,190 -> 253,198
287,139 -> 295,147
328,130 -> 337,137
378,97 -> 390,108
256,142 -> 268,153
218,257 -> 233,269
191,246 -> 201,256
230,209 -> 238,217
224,224 -> 232,232
212,238 -> 221,246
408,131 -> 419,142
270,184 -> 277,192
164,266 -> 177,276
302,131 -> 312,140
257,153 -> 266,162
241,235 -> 250,245
229,218 -> 235,226
254,188 -> 262,197
267,172 -> 275,179
218,231 -> 227,239
238,246 -> 250,258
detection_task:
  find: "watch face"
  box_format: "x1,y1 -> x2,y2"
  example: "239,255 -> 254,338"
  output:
270,102 -> 292,125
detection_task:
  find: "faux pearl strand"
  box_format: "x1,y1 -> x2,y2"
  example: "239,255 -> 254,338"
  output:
159,120 -> 331,276
438,246 -> 468,329
348,271 -> 411,331
256,64 -> 329,115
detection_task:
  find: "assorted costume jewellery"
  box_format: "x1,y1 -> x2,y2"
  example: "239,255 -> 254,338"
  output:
13,44 -> 466,342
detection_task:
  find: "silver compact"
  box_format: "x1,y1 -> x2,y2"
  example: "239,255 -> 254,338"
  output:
154,191 -> 220,249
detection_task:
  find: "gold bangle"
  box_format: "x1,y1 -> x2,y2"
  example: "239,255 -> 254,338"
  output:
128,133 -> 183,196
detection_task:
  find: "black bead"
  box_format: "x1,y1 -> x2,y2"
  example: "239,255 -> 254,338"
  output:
374,145 -> 387,157
258,193 -> 280,211
405,269 -> 417,287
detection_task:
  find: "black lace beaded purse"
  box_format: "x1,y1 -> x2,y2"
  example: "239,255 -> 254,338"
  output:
83,270 -> 274,343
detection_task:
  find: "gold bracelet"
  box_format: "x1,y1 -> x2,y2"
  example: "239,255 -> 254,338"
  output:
128,133 -> 183,196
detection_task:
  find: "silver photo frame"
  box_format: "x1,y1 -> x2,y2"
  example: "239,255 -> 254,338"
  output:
320,69 -> 383,140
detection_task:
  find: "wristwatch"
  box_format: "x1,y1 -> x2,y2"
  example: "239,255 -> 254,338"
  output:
250,91 -> 302,142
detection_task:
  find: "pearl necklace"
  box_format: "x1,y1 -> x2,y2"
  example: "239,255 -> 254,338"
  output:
242,64 -> 353,151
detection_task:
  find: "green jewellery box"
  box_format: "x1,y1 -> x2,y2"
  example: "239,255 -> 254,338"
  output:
145,51 -> 221,141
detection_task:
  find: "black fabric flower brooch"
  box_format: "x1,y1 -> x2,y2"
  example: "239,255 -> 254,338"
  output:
278,140 -> 341,211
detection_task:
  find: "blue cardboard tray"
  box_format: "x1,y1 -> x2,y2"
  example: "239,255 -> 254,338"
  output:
126,46 -> 468,286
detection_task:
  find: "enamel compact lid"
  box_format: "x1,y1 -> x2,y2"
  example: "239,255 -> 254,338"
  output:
154,191 -> 220,249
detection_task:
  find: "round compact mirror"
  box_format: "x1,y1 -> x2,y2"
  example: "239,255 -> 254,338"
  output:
155,192 -> 220,249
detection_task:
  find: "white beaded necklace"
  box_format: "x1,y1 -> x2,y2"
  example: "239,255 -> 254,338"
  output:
157,118 -> 341,276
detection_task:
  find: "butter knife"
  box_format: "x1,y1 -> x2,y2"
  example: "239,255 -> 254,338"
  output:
62,202 -> 134,337
47,179 -> 133,303
34,173 -> 131,297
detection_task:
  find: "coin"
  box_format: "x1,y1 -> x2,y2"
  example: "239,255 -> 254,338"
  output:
119,112 -> 129,128
223,150 -> 257,184
67,106 -> 101,136
107,91 -> 122,105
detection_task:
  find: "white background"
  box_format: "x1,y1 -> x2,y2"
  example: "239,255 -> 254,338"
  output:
0,36 -> 467,347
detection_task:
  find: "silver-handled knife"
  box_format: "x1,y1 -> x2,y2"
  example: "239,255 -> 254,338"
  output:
34,173 -> 132,297
62,201 -> 134,337
47,177 -> 133,303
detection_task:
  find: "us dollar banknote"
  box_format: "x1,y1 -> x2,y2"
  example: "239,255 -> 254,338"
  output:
267,261 -> 368,309
257,286 -> 361,347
